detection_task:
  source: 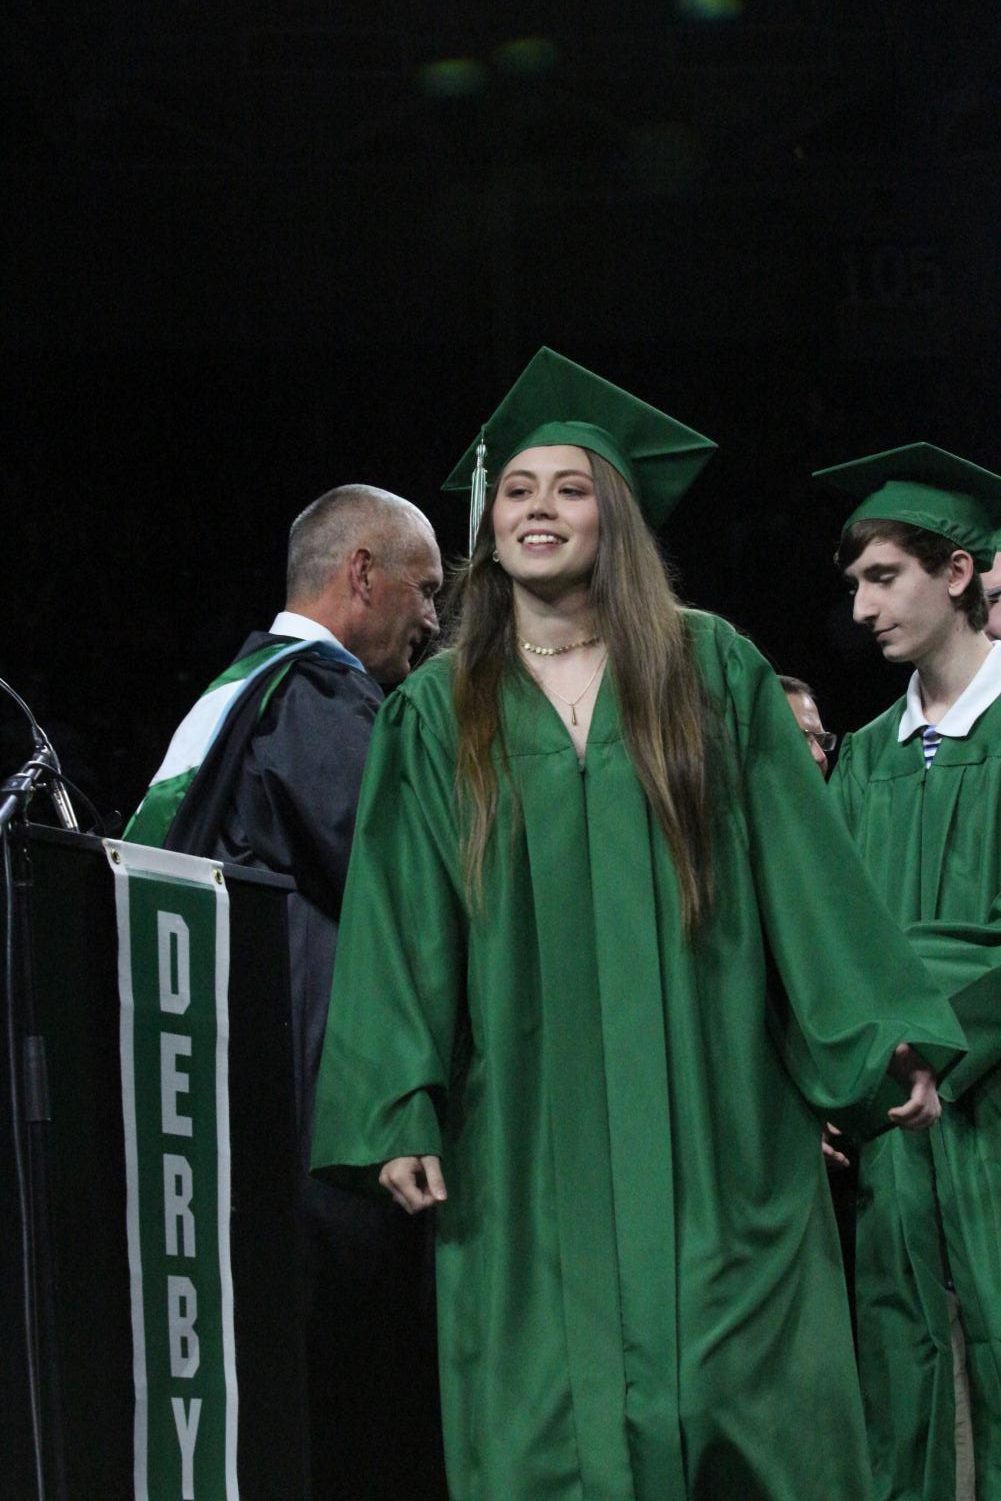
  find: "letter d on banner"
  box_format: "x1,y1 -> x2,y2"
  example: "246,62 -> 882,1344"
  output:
158,912 -> 191,1015
106,840 -> 239,1500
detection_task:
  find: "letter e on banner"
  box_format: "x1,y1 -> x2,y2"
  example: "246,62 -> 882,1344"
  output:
161,1034 -> 193,1137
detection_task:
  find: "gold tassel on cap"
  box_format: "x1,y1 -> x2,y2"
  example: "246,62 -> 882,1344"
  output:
469,429 -> 487,556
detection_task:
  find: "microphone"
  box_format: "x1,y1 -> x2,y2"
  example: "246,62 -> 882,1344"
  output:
30,740 -> 79,833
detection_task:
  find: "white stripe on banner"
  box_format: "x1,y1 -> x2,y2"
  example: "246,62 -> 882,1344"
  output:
214,861 -> 239,1487
113,859 -> 149,1499
105,839 -> 238,1501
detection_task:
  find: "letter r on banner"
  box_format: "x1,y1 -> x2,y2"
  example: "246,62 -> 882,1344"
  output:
164,1154 -> 196,1258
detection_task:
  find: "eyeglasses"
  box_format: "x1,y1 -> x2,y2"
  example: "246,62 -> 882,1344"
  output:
803,730 -> 838,752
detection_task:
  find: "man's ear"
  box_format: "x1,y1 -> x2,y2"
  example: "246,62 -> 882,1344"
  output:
946,549 -> 976,597
348,546 -> 374,602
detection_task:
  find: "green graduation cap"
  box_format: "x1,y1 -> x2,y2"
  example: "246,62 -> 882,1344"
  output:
815,442 -> 1001,570
442,347 -> 718,551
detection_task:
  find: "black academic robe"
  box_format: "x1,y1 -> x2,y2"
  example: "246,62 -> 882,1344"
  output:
157,630 -> 446,1500
201,631 -> 383,1154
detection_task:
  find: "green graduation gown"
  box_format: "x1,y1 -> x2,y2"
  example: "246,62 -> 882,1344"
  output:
312,610 -> 964,1501
831,687 -> 1001,1501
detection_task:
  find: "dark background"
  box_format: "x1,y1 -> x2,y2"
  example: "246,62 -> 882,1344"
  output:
4,0 -> 1000,824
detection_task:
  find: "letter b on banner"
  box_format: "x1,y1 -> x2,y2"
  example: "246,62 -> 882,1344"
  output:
168,1275 -> 201,1378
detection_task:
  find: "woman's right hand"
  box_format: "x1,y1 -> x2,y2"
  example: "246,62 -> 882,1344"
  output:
379,1154 -> 448,1214
886,1043 -> 941,1131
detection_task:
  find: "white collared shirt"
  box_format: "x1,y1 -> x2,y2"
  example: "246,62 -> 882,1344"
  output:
268,610 -> 342,648
898,639 -> 1001,744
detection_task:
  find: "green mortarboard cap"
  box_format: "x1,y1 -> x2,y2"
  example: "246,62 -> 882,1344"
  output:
815,442 -> 1001,570
442,347 -> 717,543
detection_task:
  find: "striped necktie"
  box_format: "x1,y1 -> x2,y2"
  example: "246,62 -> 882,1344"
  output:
921,724 -> 942,767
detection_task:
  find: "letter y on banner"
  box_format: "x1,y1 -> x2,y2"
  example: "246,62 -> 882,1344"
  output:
105,840 -> 238,1501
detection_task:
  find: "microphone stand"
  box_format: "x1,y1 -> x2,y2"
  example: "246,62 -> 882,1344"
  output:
0,746 -> 77,837
2,703 -> 78,1501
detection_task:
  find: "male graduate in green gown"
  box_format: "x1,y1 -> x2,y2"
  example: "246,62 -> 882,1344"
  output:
312,352 -> 966,1501
821,444 -> 1001,1501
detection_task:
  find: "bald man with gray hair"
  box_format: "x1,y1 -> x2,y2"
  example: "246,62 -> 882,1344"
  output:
284,483 -> 442,684
126,482 -> 446,1500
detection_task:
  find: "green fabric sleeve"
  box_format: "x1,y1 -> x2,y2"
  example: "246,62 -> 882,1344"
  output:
309,687 -> 466,1191
723,635 -> 966,1136
904,921 -> 1001,1100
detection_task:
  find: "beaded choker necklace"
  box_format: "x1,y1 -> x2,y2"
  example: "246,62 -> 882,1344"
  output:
520,633 -> 601,658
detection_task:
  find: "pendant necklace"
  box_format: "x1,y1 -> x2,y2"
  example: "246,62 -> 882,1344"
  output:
533,652 -> 607,726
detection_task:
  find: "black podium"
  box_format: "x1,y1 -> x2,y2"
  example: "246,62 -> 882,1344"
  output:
1,827 -> 309,1499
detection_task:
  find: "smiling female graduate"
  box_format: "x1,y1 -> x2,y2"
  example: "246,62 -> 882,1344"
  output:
310,350 -> 965,1501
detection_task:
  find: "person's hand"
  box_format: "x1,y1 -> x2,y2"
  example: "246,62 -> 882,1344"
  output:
886,1043 -> 941,1131
822,1122 -> 850,1170
379,1154 -> 447,1214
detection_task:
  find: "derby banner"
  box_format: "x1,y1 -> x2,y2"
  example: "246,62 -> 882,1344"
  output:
105,840 -> 238,1500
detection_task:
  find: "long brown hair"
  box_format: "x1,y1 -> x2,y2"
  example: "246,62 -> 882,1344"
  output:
449,450 -> 714,934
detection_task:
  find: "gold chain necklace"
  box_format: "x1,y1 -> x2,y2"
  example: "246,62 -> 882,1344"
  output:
520,633 -> 600,657
531,652 -> 607,726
